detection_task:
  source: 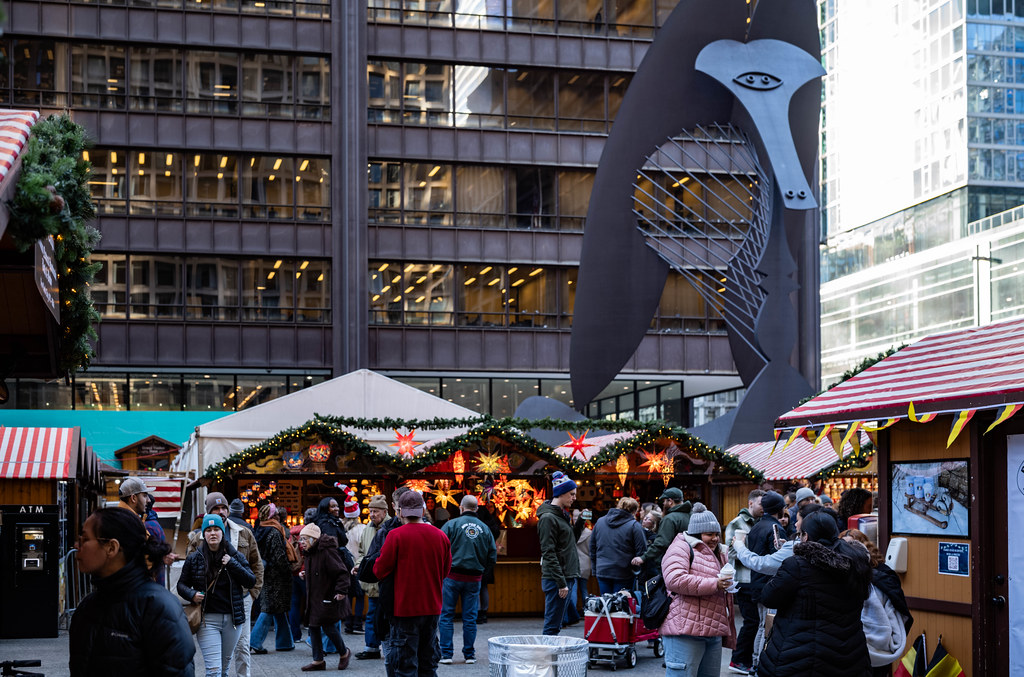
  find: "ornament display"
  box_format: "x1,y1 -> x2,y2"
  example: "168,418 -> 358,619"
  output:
431,479 -> 461,510
563,429 -> 595,460
452,450 -> 465,484
308,443 -> 331,462
616,454 -> 629,487
404,479 -> 432,493
391,429 -> 423,457
476,451 -> 510,475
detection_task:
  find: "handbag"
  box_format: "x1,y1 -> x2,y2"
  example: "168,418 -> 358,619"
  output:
185,565 -> 223,634
640,573 -> 673,628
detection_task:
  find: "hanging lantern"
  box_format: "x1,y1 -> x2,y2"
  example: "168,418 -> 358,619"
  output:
563,429 -> 595,460
404,479 -> 431,493
390,429 -> 423,457
308,443 -> 331,462
452,450 -> 465,484
616,454 -> 629,487
283,449 -> 303,470
661,457 -> 674,487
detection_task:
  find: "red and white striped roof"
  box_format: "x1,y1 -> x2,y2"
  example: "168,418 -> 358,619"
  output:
141,476 -> 186,518
0,110 -> 39,184
0,427 -> 77,479
778,316 -> 1024,429
728,433 -> 866,480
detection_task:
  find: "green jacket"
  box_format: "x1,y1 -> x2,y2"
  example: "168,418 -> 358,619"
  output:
536,501 -> 580,587
441,512 -> 497,575
640,501 -> 692,567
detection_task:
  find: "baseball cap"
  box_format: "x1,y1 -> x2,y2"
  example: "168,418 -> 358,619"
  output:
398,491 -> 425,517
659,487 -> 684,501
119,476 -> 150,498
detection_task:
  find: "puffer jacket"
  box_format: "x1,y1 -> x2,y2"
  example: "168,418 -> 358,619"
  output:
177,542 -> 256,627
660,533 -> 734,643
537,501 -> 580,588
758,540 -> 871,677
70,561 -> 195,676
590,508 -> 647,581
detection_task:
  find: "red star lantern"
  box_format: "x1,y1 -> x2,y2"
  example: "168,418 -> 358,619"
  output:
390,429 -> 423,457
564,429 -> 595,460
452,450 -> 465,484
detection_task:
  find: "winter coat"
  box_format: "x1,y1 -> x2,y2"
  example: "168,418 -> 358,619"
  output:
254,523 -> 292,614
724,508 -> 756,584
758,540 -> 872,677
303,534 -> 350,627
177,541 -> 256,627
660,533 -> 735,647
358,515 -> 402,639
577,526 -> 593,579
70,561 -> 195,677
356,519 -> 383,597
863,563 -> 913,668
313,498 -> 348,547
640,501 -> 692,568
591,508 -> 647,581
537,501 -> 581,588
745,514 -> 785,601
186,517 -> 264,600
441,512 -> 497,575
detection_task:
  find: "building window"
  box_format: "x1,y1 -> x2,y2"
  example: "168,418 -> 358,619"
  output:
186,258 -> 240,321
71,43 -> 125,109
130,151 -> 184,216
129,46 -> 183,112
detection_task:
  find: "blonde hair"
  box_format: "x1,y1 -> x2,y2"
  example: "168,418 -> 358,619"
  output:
617,497 -> 640,514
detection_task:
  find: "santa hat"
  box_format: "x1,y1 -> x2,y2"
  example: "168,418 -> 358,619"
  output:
344,499 -> 360,519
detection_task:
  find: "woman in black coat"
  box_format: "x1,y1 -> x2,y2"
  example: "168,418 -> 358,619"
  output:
178,513 -> 256,677
299,524 -> 351,671
251,503 -> 297,653
758,511 -> 872,677
312,496 -> 348,547
70,507 -> 195,676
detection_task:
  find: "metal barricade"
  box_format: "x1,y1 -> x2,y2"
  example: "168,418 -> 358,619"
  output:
59,549 -> 92,630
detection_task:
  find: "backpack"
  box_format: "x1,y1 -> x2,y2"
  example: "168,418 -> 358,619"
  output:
640,543 -> 693,628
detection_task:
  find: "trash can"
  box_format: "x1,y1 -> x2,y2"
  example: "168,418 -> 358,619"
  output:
488,635 -> 588,677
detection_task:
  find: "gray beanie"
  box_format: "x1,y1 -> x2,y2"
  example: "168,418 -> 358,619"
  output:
229,498 -> 245,517
686,502 -> 721,535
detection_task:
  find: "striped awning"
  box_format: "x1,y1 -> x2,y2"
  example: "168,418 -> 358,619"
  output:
141,476 -> 186,518
0,427 -> 77,479
728,432 -> 868,481
0,110 -> 39,184
777,316 -> 1024,431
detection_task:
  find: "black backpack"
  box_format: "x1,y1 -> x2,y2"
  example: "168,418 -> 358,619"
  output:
640,545 -> 692,628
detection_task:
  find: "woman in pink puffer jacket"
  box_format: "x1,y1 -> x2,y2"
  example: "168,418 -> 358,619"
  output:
660,503 -> 736,677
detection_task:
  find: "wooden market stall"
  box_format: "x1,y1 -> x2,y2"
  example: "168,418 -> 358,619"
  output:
775,317 -> 1024,676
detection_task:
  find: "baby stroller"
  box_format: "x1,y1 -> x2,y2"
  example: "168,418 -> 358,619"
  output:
583,588 -> 663,670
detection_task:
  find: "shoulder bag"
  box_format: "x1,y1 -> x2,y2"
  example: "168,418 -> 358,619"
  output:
185,566 -> 222,634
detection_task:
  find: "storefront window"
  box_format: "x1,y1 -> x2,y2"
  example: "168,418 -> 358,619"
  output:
6,379 -> 72,410
441,377 -> 489,412
540,379 -> 574,409
130,151 -> 183,216
130,374 -> 181,411
74,373 -> 128,411
184,374 -> 236,411
491,378 -> 538,417
236,375 -> 288,410
71,44 -> 125,109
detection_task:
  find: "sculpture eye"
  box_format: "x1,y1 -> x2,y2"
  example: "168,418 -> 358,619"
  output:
733,72 -> 782,90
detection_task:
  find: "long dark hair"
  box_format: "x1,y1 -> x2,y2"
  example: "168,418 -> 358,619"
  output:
314,496 -> 341,525
802,511 -> 871,599
836,488 -> 873,529
90,507 -> 169,576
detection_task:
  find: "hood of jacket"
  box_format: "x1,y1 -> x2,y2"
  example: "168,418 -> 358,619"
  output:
668,501 -> 693,515
308,534 -> 340,554
736,508 -> 754,525
537,501 -> 570,522
793,540 -> 852,575
604,508 -> 637,529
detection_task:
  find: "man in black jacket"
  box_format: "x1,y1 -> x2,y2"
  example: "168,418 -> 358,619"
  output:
745,490 -> 786,672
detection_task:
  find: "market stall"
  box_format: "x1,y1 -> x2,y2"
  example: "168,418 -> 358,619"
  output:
774,317 -> 1024,676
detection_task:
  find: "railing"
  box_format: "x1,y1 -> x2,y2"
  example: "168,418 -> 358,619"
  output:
59,549 -> 92,630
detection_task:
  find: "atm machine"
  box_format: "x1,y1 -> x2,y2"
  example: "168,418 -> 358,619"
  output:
0,505 -> 59,638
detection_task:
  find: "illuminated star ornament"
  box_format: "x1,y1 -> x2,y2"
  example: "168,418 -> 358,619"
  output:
639,450 -> 667,476
563,429 -> 595,460
403,479 -> 432,493
476,451 -> 508,474
431,480 -> 461,510
390,428 -> 423,457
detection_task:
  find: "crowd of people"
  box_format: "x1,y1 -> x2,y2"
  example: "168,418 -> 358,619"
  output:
68,473 -> 904,677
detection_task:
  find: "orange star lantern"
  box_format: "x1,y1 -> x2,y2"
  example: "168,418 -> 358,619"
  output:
403,479 -> 431,493
390,429 -> 423,457
564,429 -> 595,460
640,450 -> 667,476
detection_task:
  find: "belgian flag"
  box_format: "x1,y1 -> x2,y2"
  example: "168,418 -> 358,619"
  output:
894,634 -> 926,677
925,638 -> 965,677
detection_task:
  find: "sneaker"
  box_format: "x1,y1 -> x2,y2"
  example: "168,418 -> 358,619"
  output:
729,662 -> 753,674
252,648 -> 268,655
465,658 -> 477,664
439,658 -> 453,664
354,650 -> 381,660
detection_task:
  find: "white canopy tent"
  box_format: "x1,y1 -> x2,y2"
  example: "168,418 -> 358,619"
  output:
171,369 -> 480,480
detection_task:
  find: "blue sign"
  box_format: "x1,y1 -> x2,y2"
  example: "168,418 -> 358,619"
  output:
938,542 -> 970,577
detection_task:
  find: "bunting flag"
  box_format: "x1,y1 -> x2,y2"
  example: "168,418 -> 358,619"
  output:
984,403 -> 1024,434
828,427 -> 843,456
812,423 -> 836,449
773,427 -> 782,442
909,402 -> 938,423
894,634 -> 927,677
837,421 -> 862,458
772,426 -> 806,456
863,418 -> 899,432
946,409 -> 976,448
925,637 -> 964,677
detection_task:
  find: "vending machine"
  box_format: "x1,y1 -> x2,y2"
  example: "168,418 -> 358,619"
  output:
0,505 -> 60,638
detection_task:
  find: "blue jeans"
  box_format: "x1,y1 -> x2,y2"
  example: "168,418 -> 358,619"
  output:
196,612 -> 243,677
663,634 -> 722,677
288,576 -> 305,641
598,577 -> 633,596
251,611 -> 295,651
439,577 -> 480,659
541,578 -> 576,636
564,577 -> 587,624
364,596 -> 381,650
389,615 -> 440,677
346,593 -> 365,631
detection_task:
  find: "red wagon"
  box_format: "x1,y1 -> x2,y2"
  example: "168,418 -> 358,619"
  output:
583,591 -> 663,670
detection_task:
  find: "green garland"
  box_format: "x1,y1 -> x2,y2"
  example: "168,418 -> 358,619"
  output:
6,114 -> 100,375
203,417 -> 764,484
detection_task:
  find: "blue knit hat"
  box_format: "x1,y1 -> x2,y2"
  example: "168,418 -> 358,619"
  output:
202,513 -> 225,533
551,471 -> 578,497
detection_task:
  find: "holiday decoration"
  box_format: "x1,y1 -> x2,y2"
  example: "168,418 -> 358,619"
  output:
390,429 -> 423,457
404,479 -> 431,493
616,454 -> 629,487
563,429 -> 595,460
283,448 -> 304,470
431,479 -> 461,510
452,450 -> 465,484
475,451 -> 508,475
639,450 -> 667,476
308,443 -> 331,462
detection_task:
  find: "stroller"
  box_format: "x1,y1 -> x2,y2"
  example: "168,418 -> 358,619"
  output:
583,588 -> 663,670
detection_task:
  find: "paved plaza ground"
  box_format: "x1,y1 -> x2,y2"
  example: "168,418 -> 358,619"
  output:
0,616 -> 741,676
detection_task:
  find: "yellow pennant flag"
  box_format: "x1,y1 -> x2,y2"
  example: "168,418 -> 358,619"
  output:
812,424 -> 836,449
985,403 -> 1024,434
909,402 -> 938,423
837,421 -> 862,458
771,426 -> 805,457
828,427 -> 843,456
946,409 -> 976,448
863,418 -> 899,446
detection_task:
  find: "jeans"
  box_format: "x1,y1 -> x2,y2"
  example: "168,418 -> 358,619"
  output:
541,578 -> 576,636
439,578 -> 480,659
597,577 -> 633,596
364,596 -> 381,650
310,623 -> 346,662
230,594 -> 253,677
663,634 -> 722,677
251,611 -> 295,651
754,603 -> 773,668
346,594 -> 365,631
197,612 -> 243,677
306,621 -> 342,653
288,577 -> 305,641
389,615 -> 440,677
564,577 -> 587,624
731,586 -> 759,666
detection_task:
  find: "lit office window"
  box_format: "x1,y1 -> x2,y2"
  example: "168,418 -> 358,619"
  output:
242,155 -> 294,219
86,149 -> 127,214
130,151 -> 183,216
404,163 -> 452,224
187,153 -> 239,217
242,259 -> 295,321
186,51 -> 239,114
459,264 -> 506,326
507,69 -> 555,130
402,263 -> 454,325
296,259 -> 331,323
456,165 -> 506,227
296,156 -> 330,220
12,40 -> 67,107
129,47 -> 183,112
508,266 -> 556,327
71,44 -> 126,109
369,261 -> 404,324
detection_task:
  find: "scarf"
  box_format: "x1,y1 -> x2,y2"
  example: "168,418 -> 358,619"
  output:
262,517 -> 298,563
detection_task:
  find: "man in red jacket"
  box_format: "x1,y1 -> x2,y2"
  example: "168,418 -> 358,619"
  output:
373,490 -> 452,677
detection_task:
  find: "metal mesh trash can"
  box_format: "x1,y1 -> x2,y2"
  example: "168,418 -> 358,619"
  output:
488,635 -> 588,677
